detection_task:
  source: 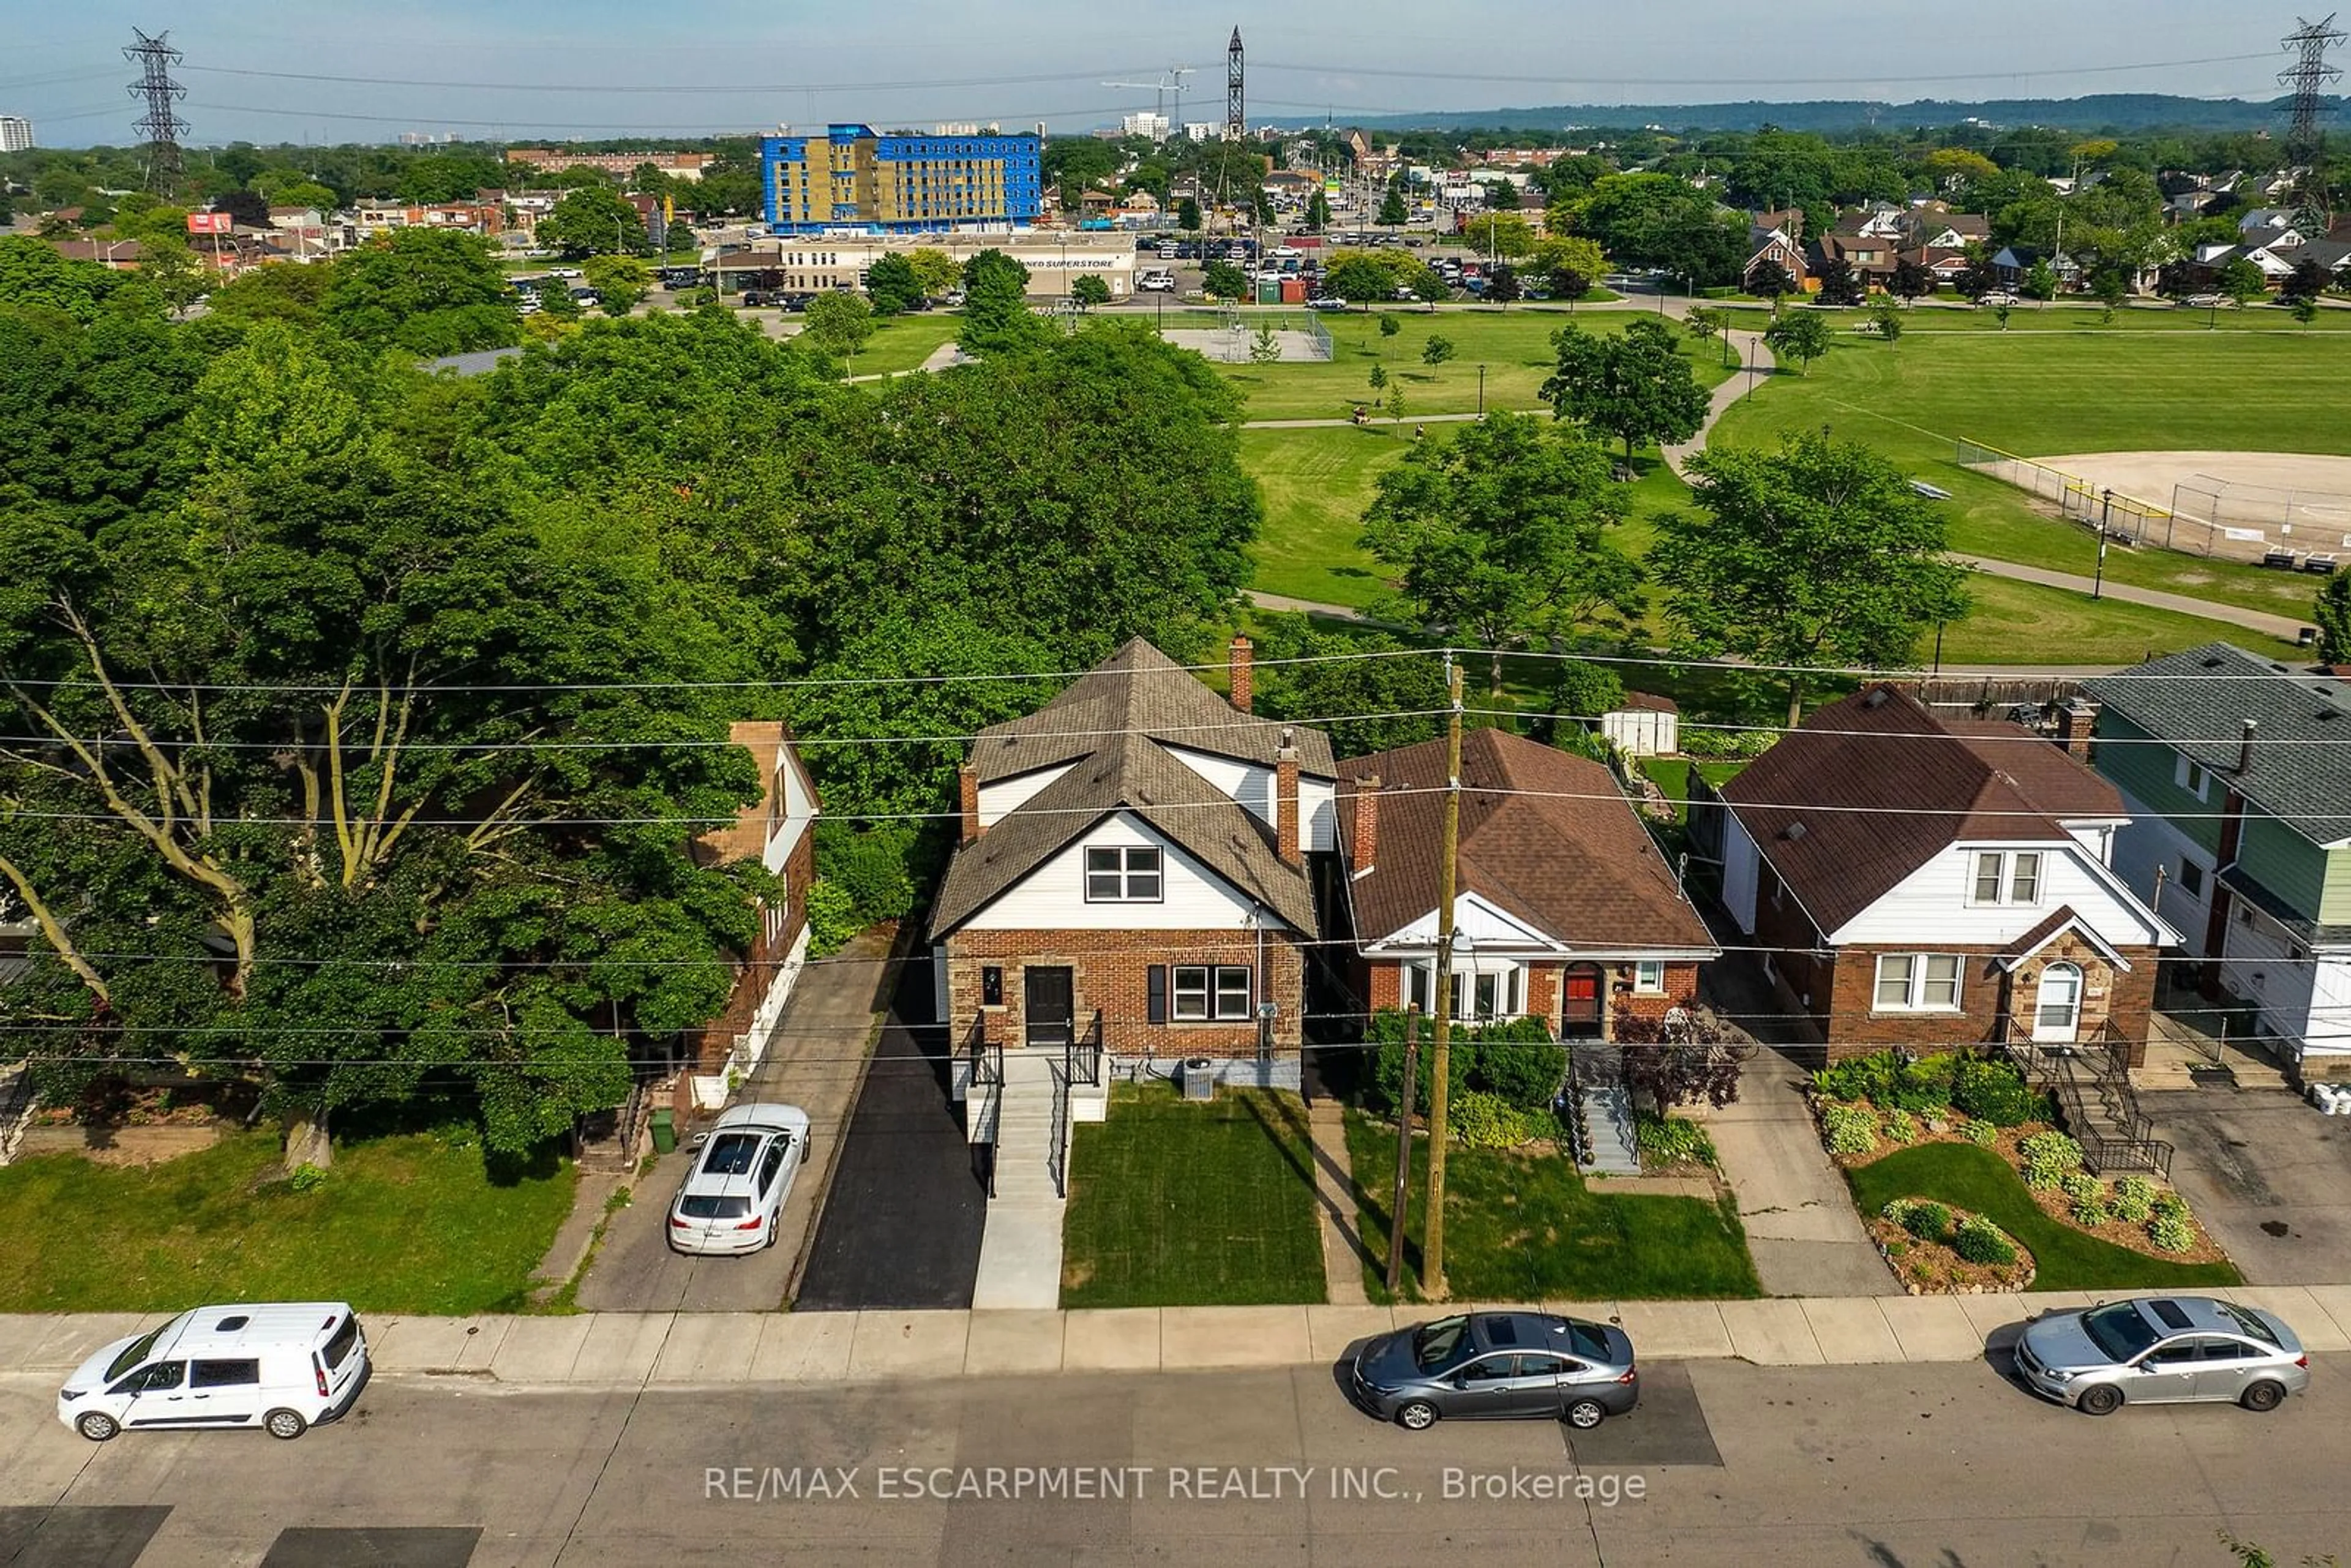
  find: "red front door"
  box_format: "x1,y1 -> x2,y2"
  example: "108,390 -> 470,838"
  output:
1562,964 -> 1603,1037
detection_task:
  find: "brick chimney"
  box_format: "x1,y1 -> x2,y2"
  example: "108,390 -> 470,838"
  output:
2055,697 -> 2100,762
1276,727 -> 1300,867
1229,634 -> 1254,714
1351,775 -> 1380,878
958,762 -> 983,846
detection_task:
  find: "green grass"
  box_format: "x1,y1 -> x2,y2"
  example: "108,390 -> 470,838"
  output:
1715,299 -> 2351,336
1638,758 -> 1747,823
1060,1082 -> 1325,1309
1204,305 -> 1732,421
1343,1110 -> 1761,1303
1237,426 -> 1408,608
1845,1142 -> 2240,1292
849,310 -> 967,376
0,1130 -> 577,1315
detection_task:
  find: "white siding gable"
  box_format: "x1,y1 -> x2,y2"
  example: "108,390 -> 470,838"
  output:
977,763 -> 1074,828
1829,840 -> 2169,949
1163,745 -> 1338,852
763,752 -> 819,876
959,810 -> 1273,931
1367,891 -> 1562,953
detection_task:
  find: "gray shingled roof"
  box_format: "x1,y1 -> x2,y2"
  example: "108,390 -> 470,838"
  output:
2086,643 -> 2351,847
929,729 -> 1318,937
969,638 -> 1337,786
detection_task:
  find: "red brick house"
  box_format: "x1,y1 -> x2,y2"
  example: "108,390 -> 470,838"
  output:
688,721 -> 821,1075
928,639 -> 1331,1081
1336,729 -> 1718,1039
1715,687 -> 2176,1062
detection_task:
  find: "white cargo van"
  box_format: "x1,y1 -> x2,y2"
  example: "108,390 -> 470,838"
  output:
57,1302 -> 370,1442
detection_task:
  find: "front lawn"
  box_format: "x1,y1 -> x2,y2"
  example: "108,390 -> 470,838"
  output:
0,1130 -> 577,1315
1060,1082 -> 1325,1309
1845,1142 -> 2240,1292
1343,1111 -> 1760,1303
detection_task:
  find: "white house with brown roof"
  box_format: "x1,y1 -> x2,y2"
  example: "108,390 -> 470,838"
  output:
1715,686 -> 2175,1061
1338,729 -> 1717,1040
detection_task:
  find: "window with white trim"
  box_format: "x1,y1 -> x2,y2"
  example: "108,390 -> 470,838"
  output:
1874,953 -> 1963,1011
1084,845 -> 1161,902
2179,858 -> 2204,897
1633,960 -> 1667,995
1172,964 -> 1253,1021
2175,754 -> 2211,801
1969,851 -> 2042,906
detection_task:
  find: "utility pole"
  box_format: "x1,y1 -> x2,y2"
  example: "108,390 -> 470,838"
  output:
123,29 -> 189,197
1384,1005 -> 1420,1296
2094,489 -> 2113,599
1422,657 -> 1464,1296
2281,14 -> 2347,232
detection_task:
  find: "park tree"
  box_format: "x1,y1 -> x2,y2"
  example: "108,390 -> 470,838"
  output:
801,290 -> 876,371
2022,258 -> 2059,300
1815,256 -> 1864,307
1762,309 -> 1831,374
320,228 -> 521,357
1462,210 -> 1536,260
1250,619 -> 1448,756
2219,256 -> 2268,306
1869,298 -> 1904,345
1540,317 -> 1709,468
1306,188 -> 1332,230
205,261 -> 335,326
906,247 -> 960,302
1176,196 -> 1202,232
2315,572 -> 2351,664
1202,258 -> 1250,300
1422,334 -> 1455,367
959,248 -> 1046,355
1891,257 -> 1934,302
536,186 -> 648,258
1378,189 -> 1411,228
863,252 -> 923,316
1323,250 -> 1396,310
1652,433 -> 1971,722
1368,361 -> 1388,392
1748,259 -> 1796,303
582,253 -> 653,317
1359,412 -> 1642,694
1485,265 -> 1520,307
1071,273 -> 1112,310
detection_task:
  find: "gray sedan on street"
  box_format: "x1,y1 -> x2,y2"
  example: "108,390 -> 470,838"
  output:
1348,1311 -> 1640,1431
2015,1296 -> 2310,1416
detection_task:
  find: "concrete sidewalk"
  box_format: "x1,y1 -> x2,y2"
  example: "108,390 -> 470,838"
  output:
10,1286 -> 2347,1389
1706,1049 -> 1901,1297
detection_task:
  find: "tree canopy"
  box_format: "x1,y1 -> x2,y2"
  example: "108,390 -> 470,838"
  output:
1540,317 -> 1710,465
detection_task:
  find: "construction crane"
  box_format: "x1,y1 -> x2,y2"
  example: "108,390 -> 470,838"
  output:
1101,66 -> 1192,138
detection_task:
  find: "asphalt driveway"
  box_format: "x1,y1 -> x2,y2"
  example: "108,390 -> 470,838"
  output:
2142,1084 -> 2351,1285
793,960 -> 988,1311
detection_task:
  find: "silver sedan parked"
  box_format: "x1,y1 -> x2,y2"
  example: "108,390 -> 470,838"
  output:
2015,1296 -> 2309,1416
1348,1311 -> 1639,1431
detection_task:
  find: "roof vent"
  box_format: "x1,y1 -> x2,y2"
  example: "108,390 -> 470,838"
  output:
1783,822 -> 1809,842
1862,688 -> 1890,708
2200,656 -> 2225,669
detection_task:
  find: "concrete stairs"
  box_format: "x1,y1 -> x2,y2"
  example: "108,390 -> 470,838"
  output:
1579,1083 -> 1643,1176
972,1052 -> 1068,1310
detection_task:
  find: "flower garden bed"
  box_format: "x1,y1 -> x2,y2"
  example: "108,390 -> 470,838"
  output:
1869,1197 -> 2035,1294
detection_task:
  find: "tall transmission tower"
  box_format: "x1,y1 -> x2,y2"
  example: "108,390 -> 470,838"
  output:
1226,28 -> 1245,142
2280,13 -> 2345,230
124,29 -> 189,195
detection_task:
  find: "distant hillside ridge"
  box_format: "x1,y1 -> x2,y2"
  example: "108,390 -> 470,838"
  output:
1268,92 -> 2345,136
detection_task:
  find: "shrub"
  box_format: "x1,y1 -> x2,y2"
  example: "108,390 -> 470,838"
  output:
1955,1117 -> 1998,1146
1881,1109 -> 1919,1144
2019,1130 -> 2085,1188
287,1163 -> 327,1194
2058,1171 -> 2104,1203
1635,1112 -> 1715,1167
804,879 -> 860,956
1952,1056 -> 2044,1126
1367,1027 -> 1472,1117
1472,1024 -> 1569,1110
1892,1199 -> 1950,1242
2111,1176 -> 2158,1223
2151,1189 -> 2189,1219
1953,1214 -> 2019,1266
1451,1091 -> 1542,1149
2148,1210 -> 2196,1253
815,821 -> 925,927
1821,1101 -> 1879,1156
1814,1051 -> 1899,1105
2070,1192 -> 2111,1227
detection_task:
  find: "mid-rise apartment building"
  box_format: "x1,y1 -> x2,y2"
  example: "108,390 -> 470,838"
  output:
760,124 -> 1041,235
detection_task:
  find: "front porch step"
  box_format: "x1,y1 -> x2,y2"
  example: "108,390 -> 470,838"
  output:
1578,1084 -> 1642,1176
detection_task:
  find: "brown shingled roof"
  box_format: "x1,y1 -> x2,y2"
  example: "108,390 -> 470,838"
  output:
969,638 -> 1337,786
1720,685 -> 2113,935
1339,729 -> 1715,954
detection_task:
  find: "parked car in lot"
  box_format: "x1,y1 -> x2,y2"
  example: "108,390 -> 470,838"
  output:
1976,289 -> 2020,306
1307,295 -> 1351,310
59,1303 -> 370,1442
2015,1296 -> 2309,1416
1348,1311 -> 1640,1431
667,1103 -> 811,1256
2180,293 -> 2229,308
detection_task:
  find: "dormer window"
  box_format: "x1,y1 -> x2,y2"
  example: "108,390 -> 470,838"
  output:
1085,845 -> 1162,902
1970,850 -> 2042,906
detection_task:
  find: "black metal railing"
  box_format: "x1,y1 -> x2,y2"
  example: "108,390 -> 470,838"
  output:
1049,1056 -> 1074,1200
966,1018 -> 1004,1092
1066,1009 -> 1104,1090
2006,1033 -> 2172,1179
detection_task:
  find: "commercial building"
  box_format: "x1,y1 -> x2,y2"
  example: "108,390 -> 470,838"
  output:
712,229 -> 1134,300
503,148 -> 710,182
0,116 -> 32,154
759,124 -> 1041,235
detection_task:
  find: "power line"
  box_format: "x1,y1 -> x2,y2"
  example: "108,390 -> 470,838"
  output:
179,64 -> 1163,96
1247,49 -> 2285,91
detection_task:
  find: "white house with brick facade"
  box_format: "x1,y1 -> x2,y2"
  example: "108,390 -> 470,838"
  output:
928,637 -> 1332,1082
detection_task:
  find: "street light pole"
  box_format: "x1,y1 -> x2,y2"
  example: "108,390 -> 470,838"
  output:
1477,362 -> 1485,416
2094,488 -> 2113,600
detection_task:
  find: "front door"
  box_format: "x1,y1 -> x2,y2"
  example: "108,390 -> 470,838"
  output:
2032,962 -> 2083,1044
1024,967 -> 1074,1049
1561,964 -> 1603,1037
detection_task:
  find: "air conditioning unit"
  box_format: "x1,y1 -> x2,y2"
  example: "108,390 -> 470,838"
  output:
1181,1057 -> 1217,1101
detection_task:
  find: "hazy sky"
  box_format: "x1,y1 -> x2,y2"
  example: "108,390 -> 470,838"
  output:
2,3 -> 2306,148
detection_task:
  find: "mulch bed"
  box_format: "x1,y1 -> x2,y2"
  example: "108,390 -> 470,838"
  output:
1865,1209 -> 2037,1295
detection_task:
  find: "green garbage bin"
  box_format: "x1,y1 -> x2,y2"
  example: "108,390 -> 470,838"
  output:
648,1108 -> 677,1154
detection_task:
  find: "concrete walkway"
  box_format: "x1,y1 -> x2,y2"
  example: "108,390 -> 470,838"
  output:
1307,1101 -> 1370,1305
1706,1051 -> 1900,1297
1662,327 -> 1775,479
12,1285 -> 2349,1387
1954,553 -> 2312,641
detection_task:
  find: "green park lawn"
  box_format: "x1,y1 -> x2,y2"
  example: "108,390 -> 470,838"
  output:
1706,328 -> 2347,625
1202,304 -> 1732,422
1343,1111 -> 1760,1304
1238,426 -> 1409,609
0,1130 -> 577,1315
1060,1083 -> 1325,1309
847,309 -> 966,377
1845,1142 -> 2240,1293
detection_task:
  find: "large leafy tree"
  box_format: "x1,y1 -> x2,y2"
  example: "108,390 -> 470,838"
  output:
863,252 -> 922,316
1249,618 -> 1449,756
1540,317 -> 1709,467
320,228 -> 520,357
1762,310 -> 1831,374
1360,412 -> 1641,694
2315,572 -> 2351,665
959,248 -> 1045,355
535,186 -> 648,258
1651,433 -> 1971,722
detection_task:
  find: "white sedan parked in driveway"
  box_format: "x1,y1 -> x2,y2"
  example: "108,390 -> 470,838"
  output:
667,1103 -> 810,1256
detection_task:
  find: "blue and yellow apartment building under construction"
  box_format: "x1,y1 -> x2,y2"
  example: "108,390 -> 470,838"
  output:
760,125 -> 1044,234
